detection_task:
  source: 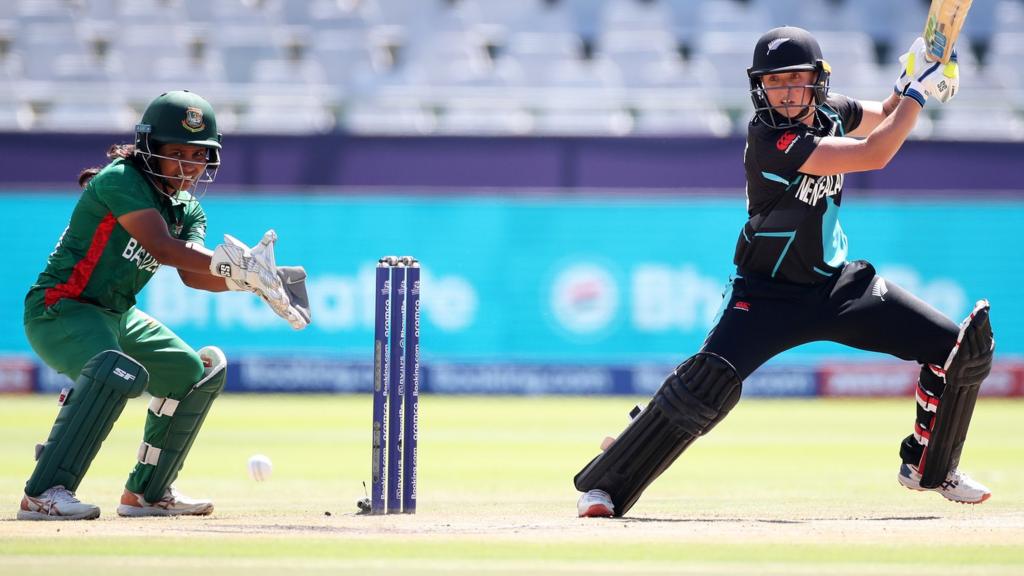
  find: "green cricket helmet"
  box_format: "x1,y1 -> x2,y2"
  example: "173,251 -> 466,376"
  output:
134,90 -> 222,198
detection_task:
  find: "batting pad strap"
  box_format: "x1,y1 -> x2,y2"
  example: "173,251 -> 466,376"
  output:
913,422 -> 931,446
137,442 -> 162,466
148,396 -> 179,417
915,385 -> 939,413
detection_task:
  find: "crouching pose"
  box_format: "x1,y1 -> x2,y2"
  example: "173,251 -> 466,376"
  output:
18,91 -> 310,520
575,28 -> 993,518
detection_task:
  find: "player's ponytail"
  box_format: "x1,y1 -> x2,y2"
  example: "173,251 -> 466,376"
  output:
77,168 -> 100,188
76,143 -> 138,188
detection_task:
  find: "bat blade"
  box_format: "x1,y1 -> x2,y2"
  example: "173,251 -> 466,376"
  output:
923,0 -> 974,63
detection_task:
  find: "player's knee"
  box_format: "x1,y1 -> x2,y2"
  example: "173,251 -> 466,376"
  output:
947,302 -> 994,387
654,352 -> 742,437
963,311 -> 994,360
183,348 -> 205,383
198,345 -> 227,373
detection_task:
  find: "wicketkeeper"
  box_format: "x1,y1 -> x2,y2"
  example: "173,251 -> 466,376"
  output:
18,90 -> 311,520
576,27 -> 993,518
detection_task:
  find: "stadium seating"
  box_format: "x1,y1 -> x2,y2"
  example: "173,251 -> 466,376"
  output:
0,0 -> 1019,139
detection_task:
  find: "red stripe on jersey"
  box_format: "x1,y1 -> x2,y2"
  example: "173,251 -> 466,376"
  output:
44,212 -> 118,307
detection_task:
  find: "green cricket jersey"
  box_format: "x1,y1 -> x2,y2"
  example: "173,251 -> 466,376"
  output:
25,158 -> 207,319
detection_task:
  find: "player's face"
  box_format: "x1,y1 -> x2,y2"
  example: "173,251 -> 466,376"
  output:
762,71 -> 816,119
155,143 -> 208,191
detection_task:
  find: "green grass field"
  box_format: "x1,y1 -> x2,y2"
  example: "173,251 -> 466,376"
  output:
2,394 -> 1022,575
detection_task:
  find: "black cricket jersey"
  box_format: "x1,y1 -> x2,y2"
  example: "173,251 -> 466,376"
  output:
734,94 -> 864,284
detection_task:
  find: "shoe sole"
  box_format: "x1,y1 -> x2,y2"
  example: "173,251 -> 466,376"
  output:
897,475 -> 991,505
578,503 -> 614,518
116,503 -> 214,517
16,508 -> 100,521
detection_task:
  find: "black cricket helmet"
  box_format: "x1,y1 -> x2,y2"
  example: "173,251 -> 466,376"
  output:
134,90 -> 222,198
747,26 -> 831,128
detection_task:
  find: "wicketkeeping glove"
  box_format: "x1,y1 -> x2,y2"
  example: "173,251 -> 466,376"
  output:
213,230 -> 310,330
211,230 -> 281,291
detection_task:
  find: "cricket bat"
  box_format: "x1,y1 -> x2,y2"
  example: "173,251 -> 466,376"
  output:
923,0 -> 974,63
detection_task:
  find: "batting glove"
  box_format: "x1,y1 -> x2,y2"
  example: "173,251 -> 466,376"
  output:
894,37 -> 959,106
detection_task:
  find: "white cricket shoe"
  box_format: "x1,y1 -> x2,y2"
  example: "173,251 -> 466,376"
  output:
898,462 -> 991,504
18,485 -> 100,521
117,486 -> 214,517
577,489 -> 615,518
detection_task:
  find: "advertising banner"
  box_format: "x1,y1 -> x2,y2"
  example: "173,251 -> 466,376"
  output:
4,193 -> 1021,369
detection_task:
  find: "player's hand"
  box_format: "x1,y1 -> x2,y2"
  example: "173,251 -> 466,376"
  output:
894,37 -> 959,106
243,233 -> 310,330
254,276 -> 310,330
272,266 -> 312,330
225,271 -> 310,330
211,230 -> 281,291
212,230 -> 309,330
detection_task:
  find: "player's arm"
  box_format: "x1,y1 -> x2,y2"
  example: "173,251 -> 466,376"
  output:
801,37 -> 959,176
119,209 -> 307,327
117,208 -> 220,282
177,267 -> 230,292
798,97 -> 921,176
846,92 -> 902,138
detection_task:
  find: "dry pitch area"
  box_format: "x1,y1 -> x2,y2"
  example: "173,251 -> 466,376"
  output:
2,395 -> 1022,575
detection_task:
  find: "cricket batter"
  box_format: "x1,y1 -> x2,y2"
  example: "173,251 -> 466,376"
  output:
576,27 -> 994,517
18,90 -> 310,520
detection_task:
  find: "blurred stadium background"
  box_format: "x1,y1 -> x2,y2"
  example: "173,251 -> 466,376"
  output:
1,0 -> 1023,136
0,0 -> 1022,399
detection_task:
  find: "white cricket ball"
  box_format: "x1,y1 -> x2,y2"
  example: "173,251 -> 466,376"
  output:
247,454 -> 273,482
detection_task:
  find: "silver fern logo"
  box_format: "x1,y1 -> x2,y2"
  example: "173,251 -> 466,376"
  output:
767,38 -> 791,54
872,277 -> 889,301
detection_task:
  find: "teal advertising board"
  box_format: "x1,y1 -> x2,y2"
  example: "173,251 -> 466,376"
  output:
2,192 -> 1020,364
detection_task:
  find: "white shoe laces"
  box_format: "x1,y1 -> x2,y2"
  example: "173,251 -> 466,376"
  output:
945,470 -> 970,488
41,486 -> 81,504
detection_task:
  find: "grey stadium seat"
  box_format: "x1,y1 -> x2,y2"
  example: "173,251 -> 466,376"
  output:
932,104 -> 1024,141
633,101 -> 733,137
235,96 -> 335,134
435,98 -> 533,135
205,25 -> 288,85
35,98 -> 135,132
344,97 -> 438,135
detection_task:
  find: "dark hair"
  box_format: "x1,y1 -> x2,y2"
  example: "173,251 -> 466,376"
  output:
77,143 -> 137,187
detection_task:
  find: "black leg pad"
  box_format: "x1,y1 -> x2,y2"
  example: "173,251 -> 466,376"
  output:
574,352 -> 742,516
920,302 -> 993,488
